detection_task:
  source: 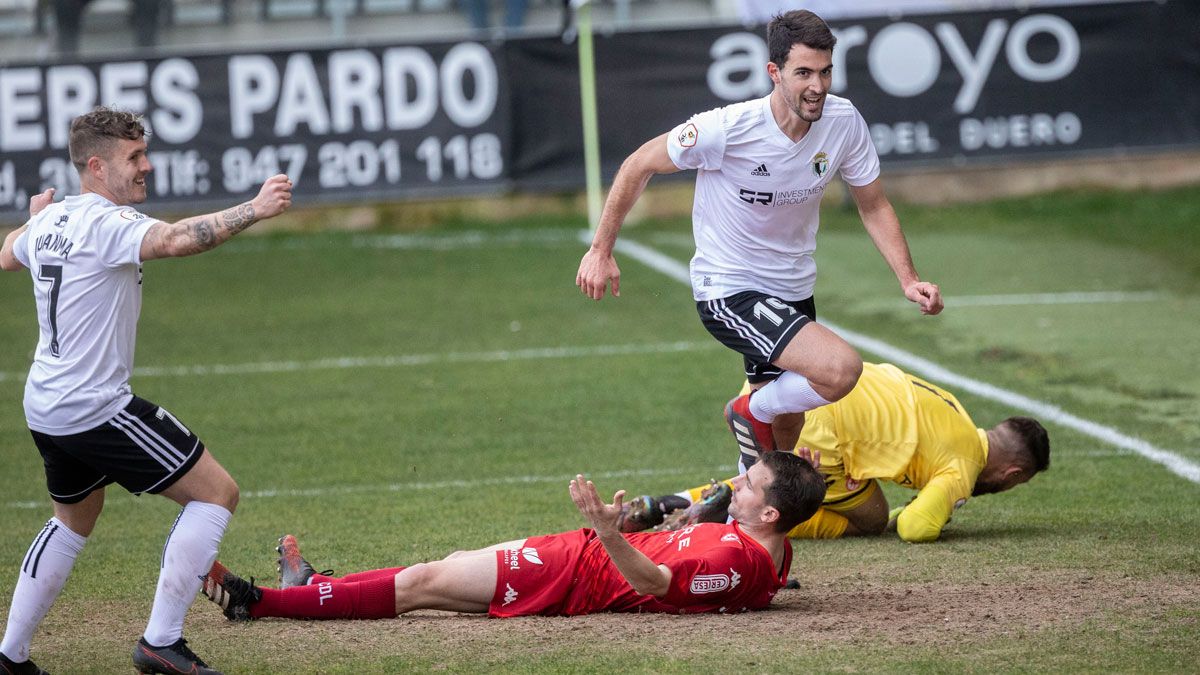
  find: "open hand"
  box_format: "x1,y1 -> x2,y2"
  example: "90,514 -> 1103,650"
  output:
569,474 -> 625,535
794,446 -> 822,470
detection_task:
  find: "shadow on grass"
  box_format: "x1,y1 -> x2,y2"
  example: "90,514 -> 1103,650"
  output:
937,523 -> 1062,542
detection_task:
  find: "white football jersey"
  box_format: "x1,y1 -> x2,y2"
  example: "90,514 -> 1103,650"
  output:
667,93 -> 880,301
12,193 -> 157,435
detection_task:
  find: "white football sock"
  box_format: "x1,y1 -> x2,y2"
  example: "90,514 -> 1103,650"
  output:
749,371 -> 833,423
1,518 -> 87,663
142,502 -> 231,647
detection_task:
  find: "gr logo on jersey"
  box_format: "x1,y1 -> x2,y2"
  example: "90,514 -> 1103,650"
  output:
737,188 -> 773,205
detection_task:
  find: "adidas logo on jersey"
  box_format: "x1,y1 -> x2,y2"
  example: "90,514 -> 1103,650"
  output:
750,163 -> 771,176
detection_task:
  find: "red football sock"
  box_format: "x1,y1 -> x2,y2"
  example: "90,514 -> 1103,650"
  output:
251,576 -> 398,620
311,567 -> 406,585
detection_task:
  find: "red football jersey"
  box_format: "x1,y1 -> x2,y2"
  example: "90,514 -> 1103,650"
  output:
490,522 -> 790,617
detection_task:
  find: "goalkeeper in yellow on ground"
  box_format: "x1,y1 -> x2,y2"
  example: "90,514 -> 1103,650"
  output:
621,363 -> 1050,543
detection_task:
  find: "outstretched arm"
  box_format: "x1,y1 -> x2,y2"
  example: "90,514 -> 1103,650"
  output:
893,478 -> 960,543
575,133 -> 680,300
569,475 -> 672,596
0,225 -> 28,272
849,178 -> 942,315
140,175 -> 292,261
0,187 -> 56,272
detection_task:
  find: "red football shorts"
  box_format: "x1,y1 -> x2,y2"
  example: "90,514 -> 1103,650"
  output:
488,529 -> 588,617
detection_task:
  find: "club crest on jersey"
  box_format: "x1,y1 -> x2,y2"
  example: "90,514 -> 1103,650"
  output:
811,152 -> 829,178
678,123 -> 698,148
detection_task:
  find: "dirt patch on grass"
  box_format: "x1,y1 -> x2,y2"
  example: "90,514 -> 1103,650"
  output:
21,569 -> 1199,671
394,569 -> 1198,649
213,570 -> 1197,656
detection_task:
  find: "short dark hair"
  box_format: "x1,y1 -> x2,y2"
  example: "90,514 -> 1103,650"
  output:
760,451 -> 827,533
1001,416 -> 1050,473
767,10 -> 837,68
69,106 -> 147,171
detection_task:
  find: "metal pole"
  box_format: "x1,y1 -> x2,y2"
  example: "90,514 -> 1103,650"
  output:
577,3 -> 603,230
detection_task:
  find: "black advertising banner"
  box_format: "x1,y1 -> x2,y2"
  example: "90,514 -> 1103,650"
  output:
0,40 -> 509,220
1,1 -> 1197,221
509,0 -> 1200,189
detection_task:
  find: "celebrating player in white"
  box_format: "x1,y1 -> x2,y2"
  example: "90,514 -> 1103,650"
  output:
576,10 -> 943,469
0,107 -> 292,675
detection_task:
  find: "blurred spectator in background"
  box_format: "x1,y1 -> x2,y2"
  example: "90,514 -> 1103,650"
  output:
460,0 -> 528,33
130,0 -> 162,48
52,0 -> 91,54
50,0 -> 162,54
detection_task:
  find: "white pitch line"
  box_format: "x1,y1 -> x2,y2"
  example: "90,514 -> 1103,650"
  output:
4,465 -> 732,510
610,234 -> 1200,485
0,340 -> 722,384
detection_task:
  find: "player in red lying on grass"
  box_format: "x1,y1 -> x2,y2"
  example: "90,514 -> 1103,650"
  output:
202,451 -> 825,621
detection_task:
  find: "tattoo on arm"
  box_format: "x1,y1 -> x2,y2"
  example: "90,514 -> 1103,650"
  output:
220,203 -> 257,236
190,218 -> 217,251
163,201 -> 257,257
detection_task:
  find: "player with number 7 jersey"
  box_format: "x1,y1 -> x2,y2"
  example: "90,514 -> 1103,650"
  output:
0,106 -> 292,675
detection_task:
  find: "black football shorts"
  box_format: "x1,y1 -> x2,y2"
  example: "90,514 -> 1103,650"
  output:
30,396 -> 205,504
697,291 -> 816,384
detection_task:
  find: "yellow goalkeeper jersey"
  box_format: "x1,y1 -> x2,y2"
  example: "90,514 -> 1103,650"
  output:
801,362 -> 989,542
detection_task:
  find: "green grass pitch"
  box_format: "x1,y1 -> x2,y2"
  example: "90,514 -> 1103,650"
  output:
0,185 -> 1197,672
